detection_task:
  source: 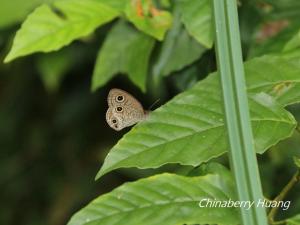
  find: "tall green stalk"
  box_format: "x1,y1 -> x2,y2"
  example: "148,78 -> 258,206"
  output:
212,0 -> 268,224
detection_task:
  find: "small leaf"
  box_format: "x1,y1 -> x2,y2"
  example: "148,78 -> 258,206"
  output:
92,21 -> 155,92
179,0 -> 213,48
68,173 -> 239,225
4,0 -> 119,62
293,156 -> 300,168
287,214 -> 300,225
125,0 -> 172,40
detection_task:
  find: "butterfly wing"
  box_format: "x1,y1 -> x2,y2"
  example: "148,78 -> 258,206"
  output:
106,107 -> 123,131
106,89 -> 147,130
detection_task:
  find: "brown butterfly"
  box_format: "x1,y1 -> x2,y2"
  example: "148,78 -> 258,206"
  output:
106,88 -> 149,131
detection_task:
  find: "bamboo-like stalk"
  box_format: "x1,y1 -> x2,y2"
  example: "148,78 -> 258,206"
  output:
211,0 -> 268,224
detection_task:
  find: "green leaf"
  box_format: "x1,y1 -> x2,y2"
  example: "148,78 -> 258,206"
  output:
287,214 -> 300,225
68,173 -> 239,225
153,19 -> 206,78
96,55 -> 300,179
4,0 -> 119,62
293,156 -> 300,168
36,48 -> 75,92
124,0 -> 172,40
179,0 -> 213,48
96,92 -> 295,178
92,21 -> 155,92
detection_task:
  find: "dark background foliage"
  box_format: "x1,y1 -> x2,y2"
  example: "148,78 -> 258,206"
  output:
1,0 -> 300,224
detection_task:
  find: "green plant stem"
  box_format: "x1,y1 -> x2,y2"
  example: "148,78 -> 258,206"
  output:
268,170 -> 300,224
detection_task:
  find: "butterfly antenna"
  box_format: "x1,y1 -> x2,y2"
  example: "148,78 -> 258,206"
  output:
148,98 -> 160,111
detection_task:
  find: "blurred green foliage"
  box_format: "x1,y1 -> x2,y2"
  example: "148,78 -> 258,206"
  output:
1,0 -> 300,224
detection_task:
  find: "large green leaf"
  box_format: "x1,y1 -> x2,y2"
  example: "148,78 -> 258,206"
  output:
4,0 -> 119,62
92,21 -> 155,92
68,172 -> 239,225
287,214 -> 300,225
124,0 -> 172,40
179,0 -> 213,48
96,55 -> 300,178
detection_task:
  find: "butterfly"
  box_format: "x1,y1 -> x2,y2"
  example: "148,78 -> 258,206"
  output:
106,88 -> 149,131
